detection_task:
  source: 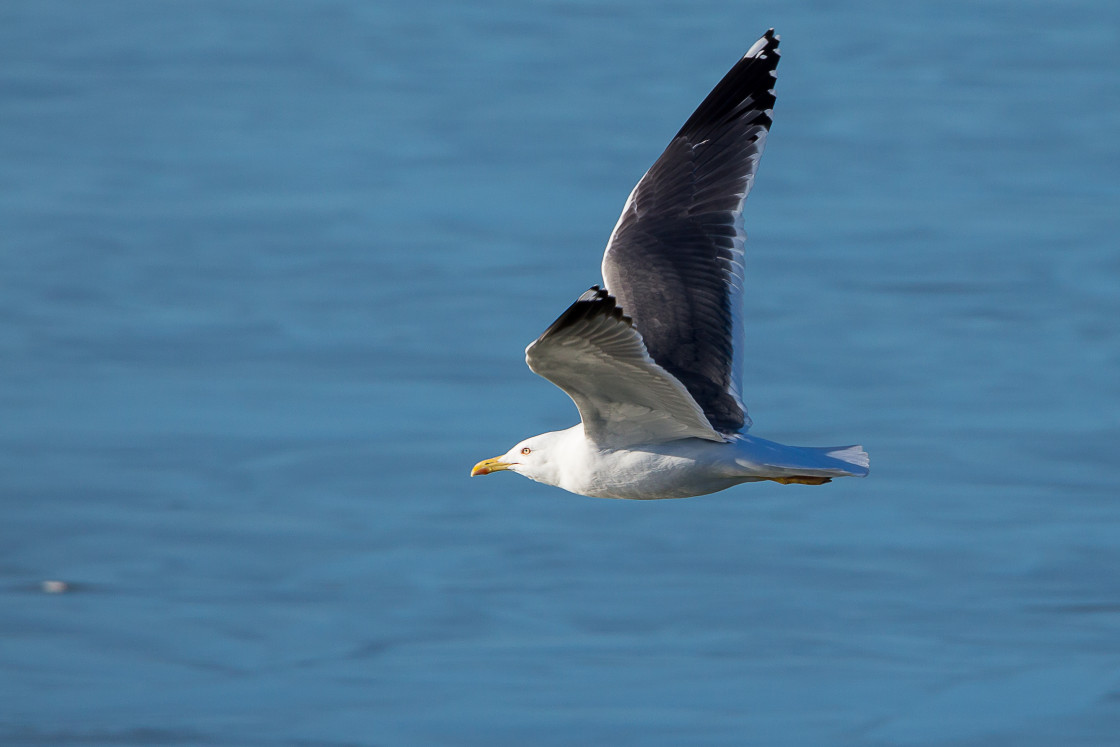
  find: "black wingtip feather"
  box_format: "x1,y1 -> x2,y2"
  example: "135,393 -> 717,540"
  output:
539,286 -> 634,341
673,29 -> 779,141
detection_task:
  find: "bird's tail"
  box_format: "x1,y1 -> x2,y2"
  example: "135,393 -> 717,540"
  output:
734,440 -> 869,484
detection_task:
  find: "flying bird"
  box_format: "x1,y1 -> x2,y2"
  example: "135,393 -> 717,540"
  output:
471,30 -> 868,499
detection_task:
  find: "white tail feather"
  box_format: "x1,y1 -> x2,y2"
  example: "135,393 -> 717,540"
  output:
826,445 -> 869,472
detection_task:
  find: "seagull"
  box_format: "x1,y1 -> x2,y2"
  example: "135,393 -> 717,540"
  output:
471,30 -> 868,500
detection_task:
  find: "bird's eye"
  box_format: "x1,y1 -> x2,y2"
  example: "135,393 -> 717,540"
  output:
521,447 -> 532,455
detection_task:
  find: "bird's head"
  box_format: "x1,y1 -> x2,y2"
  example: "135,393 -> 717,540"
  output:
470,431 -> 567,487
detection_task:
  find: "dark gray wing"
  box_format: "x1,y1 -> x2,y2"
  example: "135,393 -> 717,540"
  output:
526,288 -> 725,446
601,29 -> 779,434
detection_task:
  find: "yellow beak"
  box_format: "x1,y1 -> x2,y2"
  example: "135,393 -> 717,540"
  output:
471,457 -> 512,477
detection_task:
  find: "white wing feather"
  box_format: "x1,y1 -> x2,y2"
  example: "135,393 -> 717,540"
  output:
525,288 -> 725,447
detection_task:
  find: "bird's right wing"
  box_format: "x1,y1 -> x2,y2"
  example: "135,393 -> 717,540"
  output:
526,287 -> 726,447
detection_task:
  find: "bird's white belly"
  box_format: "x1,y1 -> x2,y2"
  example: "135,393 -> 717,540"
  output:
560,439 -> 759,500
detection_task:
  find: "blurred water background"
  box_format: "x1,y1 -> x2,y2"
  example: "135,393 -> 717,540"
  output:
2,1 -> 1119,745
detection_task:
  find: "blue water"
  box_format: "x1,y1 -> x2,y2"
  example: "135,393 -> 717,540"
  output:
2,1 -> 1118,744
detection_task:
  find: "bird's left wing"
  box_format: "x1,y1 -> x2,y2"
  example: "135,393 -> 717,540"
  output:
526,287 -> 726,446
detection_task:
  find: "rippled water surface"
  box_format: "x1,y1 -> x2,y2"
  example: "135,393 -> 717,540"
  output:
2,1 -> 1119,744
